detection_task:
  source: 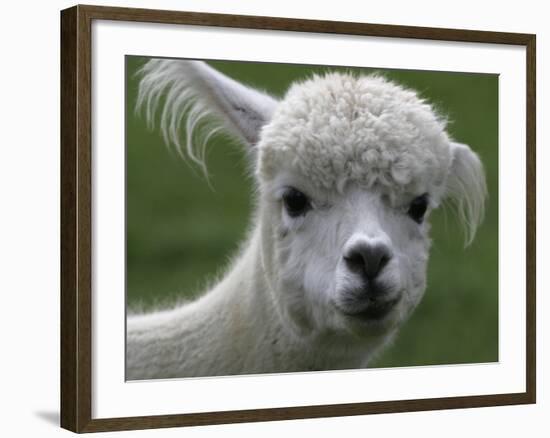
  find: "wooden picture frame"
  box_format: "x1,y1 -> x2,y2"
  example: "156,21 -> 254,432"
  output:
60,4 -> 536,433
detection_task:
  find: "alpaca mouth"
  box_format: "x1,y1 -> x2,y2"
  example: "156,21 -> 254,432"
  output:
337,282 -> 401,321
353,298 -> 400,320
339,295 -> 400,321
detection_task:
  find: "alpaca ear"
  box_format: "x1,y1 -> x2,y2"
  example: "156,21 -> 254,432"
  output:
445,142 -> 488,246
136,59 -> 278,171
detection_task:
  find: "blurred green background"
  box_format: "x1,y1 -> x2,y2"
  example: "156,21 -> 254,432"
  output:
126,56 -> 498,367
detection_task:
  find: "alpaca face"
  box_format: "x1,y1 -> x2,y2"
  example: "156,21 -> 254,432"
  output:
261,175 -> 432,337
256,73 -> 486,339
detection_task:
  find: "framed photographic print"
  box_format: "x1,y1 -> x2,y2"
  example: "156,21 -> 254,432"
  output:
60,4 -> 536,433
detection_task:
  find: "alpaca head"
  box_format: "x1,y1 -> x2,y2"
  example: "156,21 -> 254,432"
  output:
138,60 -> 487,342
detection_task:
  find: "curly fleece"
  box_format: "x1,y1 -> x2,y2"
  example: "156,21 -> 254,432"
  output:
258,73 -> 453,199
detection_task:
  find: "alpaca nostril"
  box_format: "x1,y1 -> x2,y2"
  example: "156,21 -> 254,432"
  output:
379,253 -> 391,272
344,252 -> 366,274
344,243 -> 392,279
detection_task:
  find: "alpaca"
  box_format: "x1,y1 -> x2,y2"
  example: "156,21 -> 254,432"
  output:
126,59 -> 487,380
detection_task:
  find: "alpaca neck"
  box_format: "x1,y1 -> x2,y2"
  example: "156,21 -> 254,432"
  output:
126,227 -> 284,379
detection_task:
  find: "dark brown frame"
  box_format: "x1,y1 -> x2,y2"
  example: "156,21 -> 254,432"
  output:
61,4 -> 536,433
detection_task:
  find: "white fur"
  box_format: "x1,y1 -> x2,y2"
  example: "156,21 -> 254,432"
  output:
136,59 -> 277,174
127,60 -> 487,379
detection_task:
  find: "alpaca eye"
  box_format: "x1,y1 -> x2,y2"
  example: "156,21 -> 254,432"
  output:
282,188 -> 310,217
408,194 -> 429,224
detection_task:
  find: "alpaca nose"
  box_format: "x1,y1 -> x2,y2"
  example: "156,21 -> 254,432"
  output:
344,241 -> 392,280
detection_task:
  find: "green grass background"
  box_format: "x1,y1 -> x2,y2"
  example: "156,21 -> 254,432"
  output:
126,56 -> 499,368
